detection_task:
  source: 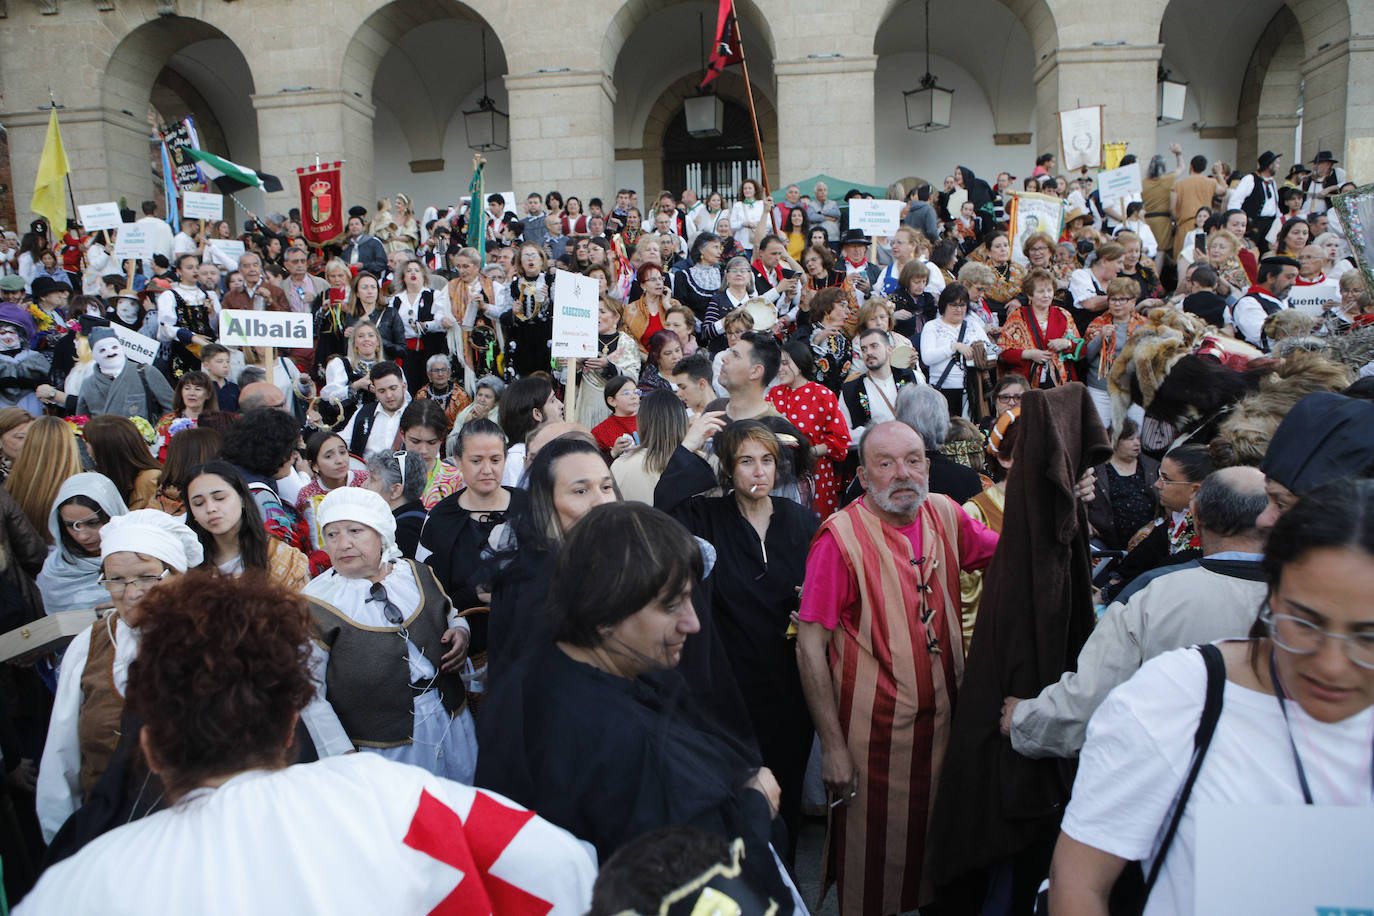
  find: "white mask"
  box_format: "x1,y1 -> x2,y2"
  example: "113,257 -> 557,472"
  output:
116,300 -> 142,324
0,326 -> 21,351
94,338 -> 126,377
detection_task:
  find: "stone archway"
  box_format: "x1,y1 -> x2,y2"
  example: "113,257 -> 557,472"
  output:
601,0 -> 776,81
99,17 -> 259,207
1236,6 -> 1305,170
342,0 -> 511,200
637,73 -> 778,199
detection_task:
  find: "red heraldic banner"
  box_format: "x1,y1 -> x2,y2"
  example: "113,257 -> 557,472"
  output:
296,162 -> 345,245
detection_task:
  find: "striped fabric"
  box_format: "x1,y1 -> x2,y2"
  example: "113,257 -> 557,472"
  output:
820,494 -> 967,916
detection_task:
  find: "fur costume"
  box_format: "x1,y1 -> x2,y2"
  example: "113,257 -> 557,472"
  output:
1213,351 -> 1353,466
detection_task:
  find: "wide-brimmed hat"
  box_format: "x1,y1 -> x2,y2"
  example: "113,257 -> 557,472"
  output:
1064,207 -> 1090,224
1258,150 -> 1281,170
1312,150 -> 1338,165
839,228 -> 871,247
30,276 -> 65,300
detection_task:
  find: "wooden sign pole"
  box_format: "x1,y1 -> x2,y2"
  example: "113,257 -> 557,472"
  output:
563,357 -> 578,420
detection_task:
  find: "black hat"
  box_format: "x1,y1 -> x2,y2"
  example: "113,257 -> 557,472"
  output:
839,228 -> 870,247
1312,150 -> 1339,165
1288,163 -> 1312,177
1261,392 -> 1374,495
1258,150 -> 1281,170
30,276 -> 64,300
348,205 -> 368,219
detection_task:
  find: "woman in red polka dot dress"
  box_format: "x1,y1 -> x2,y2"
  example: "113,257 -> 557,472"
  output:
767,340 -> 852,517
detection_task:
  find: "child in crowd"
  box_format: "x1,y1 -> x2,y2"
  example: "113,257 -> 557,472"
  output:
200,342 -> 239,411
294,430 -> 369,553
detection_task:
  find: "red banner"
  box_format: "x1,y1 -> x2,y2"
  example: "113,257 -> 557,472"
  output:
296,162 -> 345,246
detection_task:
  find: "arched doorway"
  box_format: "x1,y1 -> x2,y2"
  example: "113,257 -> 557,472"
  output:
1235,6 -> 1304,169
101,17 -> 260,212
609,0 -> 775,200
872,0 -> 1038,185
662,98 -> 761,207
343,0 -> 511,204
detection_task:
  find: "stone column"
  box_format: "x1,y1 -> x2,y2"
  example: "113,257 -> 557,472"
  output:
504,69 -> 615,202
1301,36 -> 1374,179
774,55 -> 878,184
1033,44 -> 1164,167
251,89 -> 376,210
0,106 -> 152,211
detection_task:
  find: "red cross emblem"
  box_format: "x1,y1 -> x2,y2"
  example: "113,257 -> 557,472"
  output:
404,789 -> 555,916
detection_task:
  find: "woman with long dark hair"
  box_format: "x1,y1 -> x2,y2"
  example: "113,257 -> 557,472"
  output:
185,461 -> 309,590
82,414 -> 162,511
611,389 -> 687,504
498,374 -> 564,487
152,370 -> 219,462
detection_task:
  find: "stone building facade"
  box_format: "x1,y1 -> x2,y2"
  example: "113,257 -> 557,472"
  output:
0,0 -> 1369,224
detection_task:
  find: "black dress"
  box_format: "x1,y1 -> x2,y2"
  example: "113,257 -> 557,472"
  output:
419,486 -> 527,657
654,447 -> 818,858
475,644 -> 788,906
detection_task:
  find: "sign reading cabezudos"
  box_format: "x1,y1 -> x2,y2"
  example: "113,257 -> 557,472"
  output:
218,310 -> 315,348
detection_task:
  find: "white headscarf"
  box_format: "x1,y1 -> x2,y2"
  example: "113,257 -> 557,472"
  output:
316,487 -> 401,564
99,509 -> 204,572
36,473 -> 128,613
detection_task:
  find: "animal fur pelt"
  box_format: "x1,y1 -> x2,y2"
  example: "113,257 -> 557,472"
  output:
1212,351 -> 1354,466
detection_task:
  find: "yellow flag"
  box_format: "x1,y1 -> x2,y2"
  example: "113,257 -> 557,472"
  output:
30,108 -> 70,232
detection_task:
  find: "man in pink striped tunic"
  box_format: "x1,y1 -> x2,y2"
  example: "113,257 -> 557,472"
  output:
798,421 -> 998,915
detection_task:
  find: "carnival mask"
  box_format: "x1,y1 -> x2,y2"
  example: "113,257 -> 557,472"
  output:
0,324 -> 21,351
94,337 -> 127,377
115,300 -> 142,325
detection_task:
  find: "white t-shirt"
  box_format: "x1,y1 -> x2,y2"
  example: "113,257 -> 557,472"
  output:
1062,645 -> 1374,916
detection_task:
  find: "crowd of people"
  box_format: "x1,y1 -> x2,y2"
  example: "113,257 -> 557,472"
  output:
0,141 -> 1370,915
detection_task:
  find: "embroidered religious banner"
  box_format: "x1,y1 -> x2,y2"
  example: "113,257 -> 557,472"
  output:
1006,190 -> 1064,264
297,161 -> 346,246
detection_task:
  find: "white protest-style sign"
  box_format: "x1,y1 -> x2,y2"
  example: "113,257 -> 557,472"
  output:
1195,804 -> 1374,912
109,324 -> 160,365
848,199 -> 903,237
1097,163 -> 1143,201
182,191 -> 224,221
77,203 -> 123,232
207,239 -> 246,267
111,225 -> 153,262
550,269 -> 598,359
1058,106 -> 1103,171
218,309 -> 314,348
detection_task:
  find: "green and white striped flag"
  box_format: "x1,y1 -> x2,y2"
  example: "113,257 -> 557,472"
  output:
184,148 -> 283,194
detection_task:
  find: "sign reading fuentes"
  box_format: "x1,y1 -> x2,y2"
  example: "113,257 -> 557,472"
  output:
218,310 -> 315,349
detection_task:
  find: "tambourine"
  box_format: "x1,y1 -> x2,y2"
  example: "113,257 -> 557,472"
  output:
743,298 -> 777,332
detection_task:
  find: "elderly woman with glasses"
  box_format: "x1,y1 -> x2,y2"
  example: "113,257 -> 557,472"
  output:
304,487 -> 477,782
35,510 -> 202,842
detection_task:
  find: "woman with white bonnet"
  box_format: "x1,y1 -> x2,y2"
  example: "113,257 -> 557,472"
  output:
303,487 -> 478,782
35,510 -> 202,842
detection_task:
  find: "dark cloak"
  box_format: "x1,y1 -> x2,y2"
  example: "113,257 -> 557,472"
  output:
926,382 -> 1110,908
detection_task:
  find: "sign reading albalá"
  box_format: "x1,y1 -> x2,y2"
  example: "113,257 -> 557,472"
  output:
218,309 -> 315,348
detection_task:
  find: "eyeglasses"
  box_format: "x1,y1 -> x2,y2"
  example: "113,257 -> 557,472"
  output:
1157,472 -> 1191,486
98,569 -> 169,595
996,393 -> 1023,405
63,513 -> 107,533
366,581 -> 406,626
1263,608 -> 1374,670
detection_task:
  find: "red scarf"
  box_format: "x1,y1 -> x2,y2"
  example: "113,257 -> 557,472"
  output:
752,258 -> 780,287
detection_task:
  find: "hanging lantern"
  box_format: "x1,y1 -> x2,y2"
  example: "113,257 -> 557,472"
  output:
904,0 -> 953,132
464,30 -> 509,152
